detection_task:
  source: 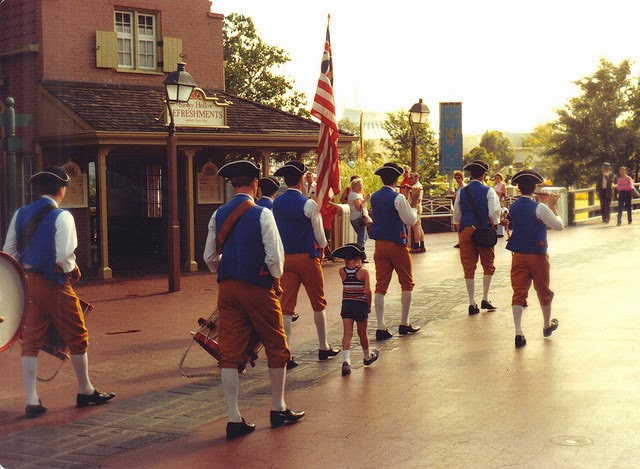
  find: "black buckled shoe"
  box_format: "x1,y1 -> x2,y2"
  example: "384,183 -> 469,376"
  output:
291,312 -> 300,322
318,347 -> 340,361
76,389 -> 116,408
398,324 -> 420,335
270,408 -> 305,428
543,319 -> 559,337
375,329 -> 393,341
226,418 -> 255,439
286,358 -> 298,370
25,400 -> 47,419
480,300 -> 496,311
468,304 -> 480,315
515,335 -> 527,348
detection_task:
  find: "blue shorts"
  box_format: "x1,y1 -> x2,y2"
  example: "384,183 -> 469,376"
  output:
340,301 -> 369,323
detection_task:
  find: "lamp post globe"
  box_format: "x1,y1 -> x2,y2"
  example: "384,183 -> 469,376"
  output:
409,98 -> 430,172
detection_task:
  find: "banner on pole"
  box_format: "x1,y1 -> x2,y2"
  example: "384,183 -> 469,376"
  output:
439,102 -> 462,176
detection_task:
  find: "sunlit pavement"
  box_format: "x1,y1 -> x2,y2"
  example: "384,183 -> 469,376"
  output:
1,217 -> 639,468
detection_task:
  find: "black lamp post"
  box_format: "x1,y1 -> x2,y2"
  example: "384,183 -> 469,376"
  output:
164,62 -> 196,292
408,98 -> 430,172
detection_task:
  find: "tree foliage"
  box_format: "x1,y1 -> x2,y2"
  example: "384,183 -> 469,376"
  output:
542,59 -> 640,186
463,131 -> 515,175
223,13 -> 309,117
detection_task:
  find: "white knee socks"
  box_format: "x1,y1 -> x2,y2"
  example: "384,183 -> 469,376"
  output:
512,305 -> 524,335
70,353 -> 95,395
22,356 -> 39,406
221,368 -> 242,422
313,310 -> 330,350
268,367 -> 287,412
465,278 -> 475,305
542,304 -> 552,328
482,275 -> 492,302
283,315 -> 293,349
400,291 -> 412,325
375,293 -> 386,330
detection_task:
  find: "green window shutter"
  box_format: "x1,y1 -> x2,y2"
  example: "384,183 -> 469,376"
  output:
96,31 -> 118,68
162,37 -> 182,72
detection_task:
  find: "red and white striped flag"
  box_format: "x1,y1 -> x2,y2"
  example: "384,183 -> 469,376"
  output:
311,17 -> 340,216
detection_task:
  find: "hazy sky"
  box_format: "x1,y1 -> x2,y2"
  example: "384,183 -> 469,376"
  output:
212,0 -> 640,134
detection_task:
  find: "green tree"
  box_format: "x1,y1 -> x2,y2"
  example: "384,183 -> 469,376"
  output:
545,58 -> 640,186
522,123 -> 557,180
382,109 -> 439,180
223,13 -> 309,117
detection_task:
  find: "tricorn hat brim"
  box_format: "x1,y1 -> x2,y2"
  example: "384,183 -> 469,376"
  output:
331,243 -> 367,260
28,166 -> 70,186
511,169 -> 545,185
274,161 -> 306,177
217,160 -> 261,179
258,176 -> 280,193
374,162 -> 403,178
463,160 -> 489,172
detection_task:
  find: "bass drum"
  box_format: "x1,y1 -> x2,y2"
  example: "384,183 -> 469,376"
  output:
0,252 -> 29,352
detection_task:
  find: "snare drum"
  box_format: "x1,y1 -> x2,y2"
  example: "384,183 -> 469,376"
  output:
0,252 -> 29,352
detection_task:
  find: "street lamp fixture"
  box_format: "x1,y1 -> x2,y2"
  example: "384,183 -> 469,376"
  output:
164,62 -> 196,292
408,98 -> 430,172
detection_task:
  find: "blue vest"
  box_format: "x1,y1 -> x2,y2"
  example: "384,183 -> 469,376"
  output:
256,196 -> 273,210
15,197 -> 67,284
506,197 -> 548,255
460,182 -> 491,230
215,194 -> 274,289
370,186 -> 407,245
273,190 -> 319,257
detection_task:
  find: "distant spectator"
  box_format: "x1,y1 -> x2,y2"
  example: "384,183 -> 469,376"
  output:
493,173 -> 506,238
616,166 -> 634,226
340,175 -> 360,204
595,162 -> 614,223
347,177 -> 370,251
304,172 -> 317,200
408,172 -> 425,253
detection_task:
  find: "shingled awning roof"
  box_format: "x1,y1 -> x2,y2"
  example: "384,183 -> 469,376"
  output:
38,81 -> 356,150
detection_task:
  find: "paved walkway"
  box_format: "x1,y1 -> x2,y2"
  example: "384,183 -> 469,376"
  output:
1,219 -> 639,468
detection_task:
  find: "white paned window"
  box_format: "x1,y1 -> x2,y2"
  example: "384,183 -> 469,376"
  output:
137,14 -> 156,70
114,10 -> 157,71
146,164 -> 163,218
115,11 -> 133,68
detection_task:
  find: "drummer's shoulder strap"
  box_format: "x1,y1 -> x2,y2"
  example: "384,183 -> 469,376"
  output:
215,199 -> 256,255
17,205 -> 56,253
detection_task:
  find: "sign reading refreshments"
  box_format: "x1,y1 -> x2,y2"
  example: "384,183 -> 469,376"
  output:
167,88 -> 230,129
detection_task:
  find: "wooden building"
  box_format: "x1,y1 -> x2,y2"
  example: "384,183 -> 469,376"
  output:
0,0 -> 354,279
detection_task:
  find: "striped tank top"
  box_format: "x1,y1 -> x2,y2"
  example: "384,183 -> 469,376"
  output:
342,266 -> 367,303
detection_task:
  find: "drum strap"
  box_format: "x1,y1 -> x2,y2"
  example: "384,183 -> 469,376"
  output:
215,199 -> 255,255
17,204 -> 55,253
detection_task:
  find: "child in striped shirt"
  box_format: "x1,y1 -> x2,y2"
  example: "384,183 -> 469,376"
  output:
332,244 -> 379,376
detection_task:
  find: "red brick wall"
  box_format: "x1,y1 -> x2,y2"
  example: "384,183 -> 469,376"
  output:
39,0 -> 224,89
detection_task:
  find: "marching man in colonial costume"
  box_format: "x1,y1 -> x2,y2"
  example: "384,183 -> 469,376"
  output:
272,161 -> 340,367
369,162 -> 420,340
506,170 -> 563,348
203,160 -> 304,439
256,176 -> 280,210
3,166 -> 115,418
453,160 -> 502,315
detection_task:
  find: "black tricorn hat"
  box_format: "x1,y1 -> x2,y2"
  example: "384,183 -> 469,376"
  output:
258,176 -> 280,195
331,243 -> 367,260
463,160 -> 489,172
273,160 -> 307,177
217,160 -> 261,179
28,166 -> 70,186
373,162 -> 403,178
511,169 -> 545,185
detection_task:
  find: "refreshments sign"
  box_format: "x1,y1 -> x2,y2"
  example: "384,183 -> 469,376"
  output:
167,88 -> 229,129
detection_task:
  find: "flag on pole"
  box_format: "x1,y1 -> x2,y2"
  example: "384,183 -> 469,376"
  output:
311,16 -> 340,216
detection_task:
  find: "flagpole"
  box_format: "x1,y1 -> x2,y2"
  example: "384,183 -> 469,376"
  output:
359,112 -> 364,160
